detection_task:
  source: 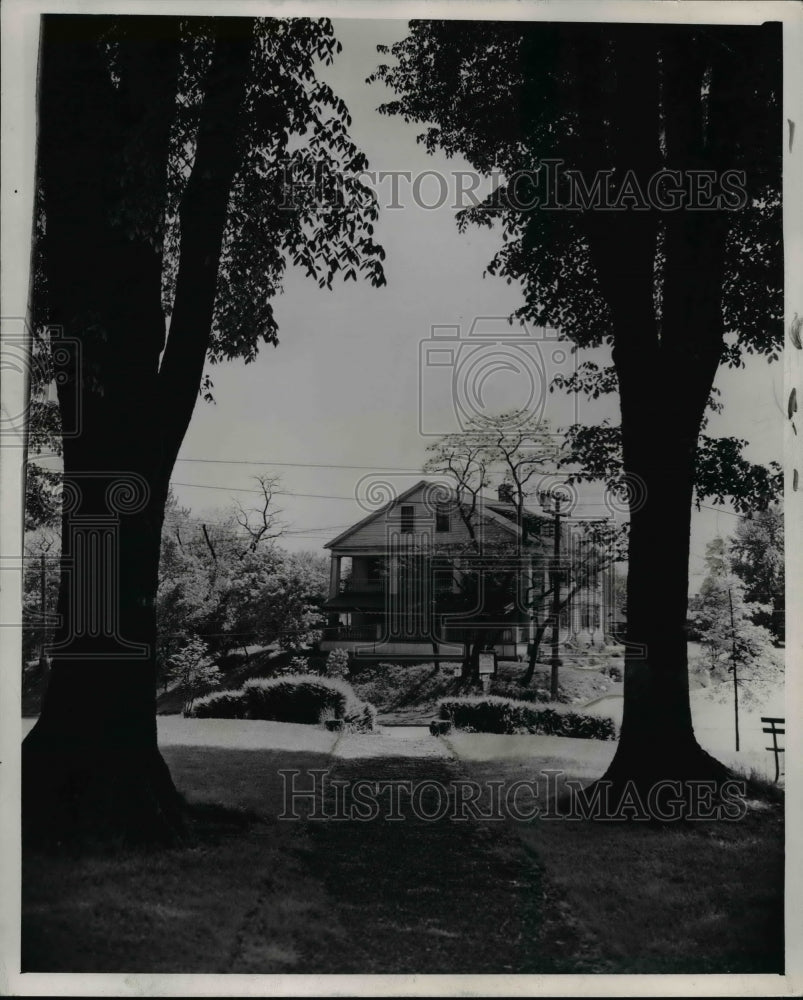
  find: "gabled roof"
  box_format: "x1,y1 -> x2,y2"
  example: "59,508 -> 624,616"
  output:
485,502 -> 550,530
324,479 -> 546,550
324,479 -> 431,549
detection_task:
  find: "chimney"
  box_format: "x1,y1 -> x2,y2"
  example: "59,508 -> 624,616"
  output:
497,483 -> 515,503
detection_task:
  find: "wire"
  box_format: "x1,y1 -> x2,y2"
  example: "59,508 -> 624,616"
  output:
697,503 -> 763,520
172,482 -> 359,500
174,457 -> 422,471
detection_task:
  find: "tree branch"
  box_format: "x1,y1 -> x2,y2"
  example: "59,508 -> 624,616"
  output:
156,19 -> 254,485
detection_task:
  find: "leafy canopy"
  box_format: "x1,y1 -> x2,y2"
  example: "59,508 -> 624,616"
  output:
371,21 -> 782,512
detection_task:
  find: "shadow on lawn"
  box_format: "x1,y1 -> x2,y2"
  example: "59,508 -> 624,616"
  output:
21,736 -> 785,976
22,747 -> 337,974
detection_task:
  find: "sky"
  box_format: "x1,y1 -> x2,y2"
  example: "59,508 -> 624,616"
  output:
121,19 -> 783,585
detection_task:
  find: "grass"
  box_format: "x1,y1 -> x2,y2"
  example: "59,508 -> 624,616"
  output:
21,718 -> 784,974
527,808 -> 783,973
299,753 -> 600,973
444,737 -> 784,974
22,744 -> 340,973
21,731 -> 593,974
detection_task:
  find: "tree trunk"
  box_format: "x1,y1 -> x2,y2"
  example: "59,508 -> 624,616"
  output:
592,206 -> 732,790
23,15 -> 252,845
23,502 -> 185,844
461,634 -> 481,684
600,440 -> 729,786
565,27 -> 741,798
521,623 -> 547,685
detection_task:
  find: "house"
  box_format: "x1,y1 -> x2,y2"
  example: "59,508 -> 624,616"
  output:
320,479 -> 616,659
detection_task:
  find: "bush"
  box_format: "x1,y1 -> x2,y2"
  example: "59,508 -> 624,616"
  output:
346,699 -> 378,732
287,655 -> 311,675
188,689 -> 249,719
324,648 -> 350,679
243,676 -> 348,723
488,679 -> 552,703
187,673 -> 376,730
437,695 -> 616,741
350,661 -> 457,711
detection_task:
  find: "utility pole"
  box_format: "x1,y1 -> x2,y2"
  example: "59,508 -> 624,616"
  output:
549,496 -> 563,700
39,552 -> 50,675
538,490 -> 566,701
728,588 -> 740,752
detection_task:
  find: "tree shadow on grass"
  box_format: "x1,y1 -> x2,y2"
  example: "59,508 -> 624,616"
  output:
22,746 -> 335,973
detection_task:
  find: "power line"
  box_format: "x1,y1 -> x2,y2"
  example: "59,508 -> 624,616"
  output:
175,457 -> 422,471
171,482 -> 360,500
697,503 -> 759,520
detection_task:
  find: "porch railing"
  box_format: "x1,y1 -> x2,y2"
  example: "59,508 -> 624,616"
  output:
338,579 -> 385,594
321,625 -> 381,641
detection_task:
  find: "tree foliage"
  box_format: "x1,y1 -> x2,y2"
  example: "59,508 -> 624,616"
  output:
728,505 -> 784,641
166,635 -> 221,711
26,13 -> 388,844
373,20 -> 781,784
156,490 -> 328,675
689,538 -> 782,707
372,21 -> 782,513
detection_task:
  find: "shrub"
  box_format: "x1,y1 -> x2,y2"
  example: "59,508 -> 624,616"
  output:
188,689 -> 249,719
243,676 -> 349,724
437,695 -> 616,741
168,636 -> 221,714
348,699 -> 378,732
350,661 -> 456,711
488,679 -> 552,703
186,673 -> 376,731
324,648 -> 350,679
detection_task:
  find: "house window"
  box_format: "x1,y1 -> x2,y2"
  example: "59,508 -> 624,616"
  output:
400,504 -> 415,534
435,503 -> 450,533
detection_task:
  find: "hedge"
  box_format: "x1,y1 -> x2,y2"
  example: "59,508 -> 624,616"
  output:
187,674 -> 376,731
187,689 -> 248,719
437,695 -> 616,741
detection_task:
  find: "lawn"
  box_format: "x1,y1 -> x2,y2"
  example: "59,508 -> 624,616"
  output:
22,732 -> 342,973
21,717 -> 784,975
444,732 -> 784,974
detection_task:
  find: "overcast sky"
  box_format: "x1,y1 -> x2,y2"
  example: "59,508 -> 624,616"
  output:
167,18 -> 784,586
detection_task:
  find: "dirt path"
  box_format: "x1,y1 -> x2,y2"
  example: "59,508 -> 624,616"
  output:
333,724 -> 454,759
285,730 -> 603,974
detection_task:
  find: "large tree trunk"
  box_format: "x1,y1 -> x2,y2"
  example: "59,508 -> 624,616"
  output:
572,26 -> 740,794
601,429 -> 729,786
23,501 -> 184,843
22,15 -> 252,844
601,208 -> 731,788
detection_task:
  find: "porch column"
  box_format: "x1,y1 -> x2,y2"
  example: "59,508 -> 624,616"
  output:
328,554 -> 342,600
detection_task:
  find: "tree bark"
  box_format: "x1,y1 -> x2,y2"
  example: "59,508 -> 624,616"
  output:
593,218 -> 731,790
23,15 -> 253,845
571,26 -> 740,793
521,623 -> 548,686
